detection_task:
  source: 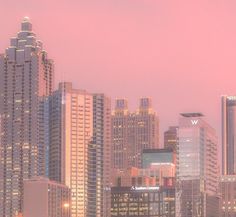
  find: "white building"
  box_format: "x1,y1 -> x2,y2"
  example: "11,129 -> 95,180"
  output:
176,113 -> 219,217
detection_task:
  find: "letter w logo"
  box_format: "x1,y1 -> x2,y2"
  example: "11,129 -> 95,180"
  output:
191,120 -> 198,125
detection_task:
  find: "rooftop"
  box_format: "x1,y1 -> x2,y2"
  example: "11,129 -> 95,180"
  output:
180,113 -> 204,117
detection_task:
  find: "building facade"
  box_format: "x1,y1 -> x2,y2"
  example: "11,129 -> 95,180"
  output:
49,83 -> 111,217
176,113 -> 219,217
111,186 -> 175,217
0,17 -> 54,216
23,177 -> 70,217
222,95 -> 236,175
164,126 -> 178,152
112,98 -> 159,170
142,148 -> 176,169
220,175 -> 236,217
112,165 -> 175,189
87,94 -> 111,217
111,164 -> 175,217
49,82 -> 93,217
111,99 -> 130,170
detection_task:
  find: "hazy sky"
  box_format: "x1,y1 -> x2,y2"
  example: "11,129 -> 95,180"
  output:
1,0 -> 236,144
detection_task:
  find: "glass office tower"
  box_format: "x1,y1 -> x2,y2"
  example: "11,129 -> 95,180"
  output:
176,113 -> 219,217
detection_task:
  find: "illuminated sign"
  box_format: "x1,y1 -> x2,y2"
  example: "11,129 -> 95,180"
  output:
131,186 -> 160,191
191,120 -> 198,125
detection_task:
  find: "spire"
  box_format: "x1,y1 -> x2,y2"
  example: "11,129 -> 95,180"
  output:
139,97 -> 152,110
23,16 -> 30,22
21,16 -> 32,31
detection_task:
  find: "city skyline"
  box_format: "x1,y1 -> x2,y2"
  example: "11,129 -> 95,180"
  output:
2,1 -> 236,139
1,2 -> 236,216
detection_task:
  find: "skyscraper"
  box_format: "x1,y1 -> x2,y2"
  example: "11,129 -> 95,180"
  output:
0,115 -> 3,216
87,94 -> 111,217
112,98 -> 159,170
49,82 -> 93,217
176,113 -> 219,217
164,126 -> 178,152
134,98 -> 159,167
49,83 -> 111,217
0,17 -> 54,216
112,99 -> 130,169
222,95 -> 236,175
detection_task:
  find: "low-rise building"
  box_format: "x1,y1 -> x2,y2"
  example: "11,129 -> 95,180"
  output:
220,175 -> 236,217
23,177 -> 71,217
111,166 -> 175,217
111,186 -> 175,217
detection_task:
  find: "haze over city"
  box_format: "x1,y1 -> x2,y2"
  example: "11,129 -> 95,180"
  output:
3,1 -> 236,217
2,0 -> 236,139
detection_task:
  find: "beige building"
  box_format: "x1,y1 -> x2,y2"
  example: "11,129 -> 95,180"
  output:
0,17 -> 54,216
23,177 -> 70,217
112,98 -> 159,170
49,83 -> 111,217
49,82 -> 93,217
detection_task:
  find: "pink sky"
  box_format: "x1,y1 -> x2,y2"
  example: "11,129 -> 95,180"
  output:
1,0 -> 236,144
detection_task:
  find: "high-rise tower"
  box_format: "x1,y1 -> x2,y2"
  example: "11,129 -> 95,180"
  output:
49,82 -> 93,217
222,95 -> 236,175
112,98 -> 159,170
87,94 -> 111,217
164,126 -> 178,152
49,83 -> 111,217
176,113 -> 219,217
0,17 -> 54,216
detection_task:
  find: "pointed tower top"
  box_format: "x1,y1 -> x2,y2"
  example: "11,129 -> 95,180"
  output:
21,16 -> 32,31
23,16 -> 30,22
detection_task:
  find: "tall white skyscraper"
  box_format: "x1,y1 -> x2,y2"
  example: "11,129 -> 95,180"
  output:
176,113 -> 219,217
222,95 -> 236,175
0,17 -> 54,216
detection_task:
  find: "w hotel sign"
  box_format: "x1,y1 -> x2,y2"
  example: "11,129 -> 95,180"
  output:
191,119 -> 199,125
